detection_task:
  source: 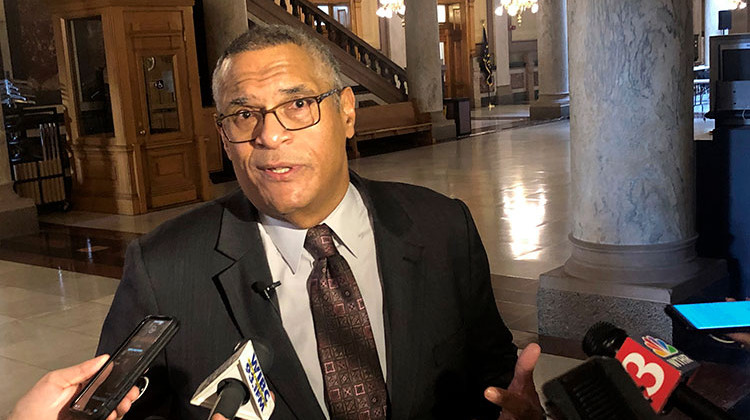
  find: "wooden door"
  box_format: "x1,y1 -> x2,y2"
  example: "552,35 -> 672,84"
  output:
125,10 -> 198,210
439,22 -> 465,98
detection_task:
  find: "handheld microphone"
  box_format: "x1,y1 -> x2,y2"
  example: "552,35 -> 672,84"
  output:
191,340 -> 275,420
583,321 -> 735,420
542,356 -> 659,420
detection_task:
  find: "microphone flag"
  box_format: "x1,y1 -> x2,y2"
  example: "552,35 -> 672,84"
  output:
615,335 -> 698,412
191,340 -> 275,420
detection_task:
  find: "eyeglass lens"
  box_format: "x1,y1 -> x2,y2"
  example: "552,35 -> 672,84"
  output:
222,97 -> 322,142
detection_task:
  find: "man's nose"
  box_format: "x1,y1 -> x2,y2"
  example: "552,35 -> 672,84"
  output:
254,112 -> 290,149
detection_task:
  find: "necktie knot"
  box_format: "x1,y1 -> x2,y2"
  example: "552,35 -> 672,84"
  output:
304,224 -> 338,260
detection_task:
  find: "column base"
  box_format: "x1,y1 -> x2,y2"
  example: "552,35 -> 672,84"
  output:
0,183 -> 38,240
538,258 -> 728,341
530,93 -> 570,120
430,111 -> 457,141
495,85 -> 514,105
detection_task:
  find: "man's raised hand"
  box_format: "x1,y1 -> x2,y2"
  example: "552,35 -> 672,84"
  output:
484,343 -> 544,420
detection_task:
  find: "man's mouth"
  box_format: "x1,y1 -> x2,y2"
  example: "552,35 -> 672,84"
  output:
267,167 -> 291,174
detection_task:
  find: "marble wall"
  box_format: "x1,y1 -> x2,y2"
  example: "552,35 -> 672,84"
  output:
202,0 -> 248,73
509,8 -> 538,41
4,0 -> 59,104
568,0 -> 695,246
492,6 -> 511,88
386,13 -> 406,68
729,7 -> 750,33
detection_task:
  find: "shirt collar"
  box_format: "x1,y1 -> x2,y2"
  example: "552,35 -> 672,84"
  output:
259,183 -> 369,274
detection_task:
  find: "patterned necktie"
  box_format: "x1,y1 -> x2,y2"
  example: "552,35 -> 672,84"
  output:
304,224 -> 388,420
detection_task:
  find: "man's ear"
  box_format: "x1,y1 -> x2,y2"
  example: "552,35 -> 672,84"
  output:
340,87 -> 356,139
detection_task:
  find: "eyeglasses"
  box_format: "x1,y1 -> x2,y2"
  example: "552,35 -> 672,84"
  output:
216,88 -> 341,144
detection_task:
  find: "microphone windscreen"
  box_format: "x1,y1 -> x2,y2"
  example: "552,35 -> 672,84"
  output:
582,321 -> 628,358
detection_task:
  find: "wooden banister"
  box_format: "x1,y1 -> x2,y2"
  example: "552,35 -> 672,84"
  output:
246,0 -> 408,103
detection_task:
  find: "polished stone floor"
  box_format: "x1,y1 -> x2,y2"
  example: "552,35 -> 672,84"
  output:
0,112 -> 718,415
0,260 -> 117,414
352,119 -> 572,280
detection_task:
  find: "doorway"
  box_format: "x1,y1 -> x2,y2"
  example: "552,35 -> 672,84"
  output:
438,2 -> 473,100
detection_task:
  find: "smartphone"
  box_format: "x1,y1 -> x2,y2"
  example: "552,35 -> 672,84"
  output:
69,315 -> 179,419
666,301 -> 750,332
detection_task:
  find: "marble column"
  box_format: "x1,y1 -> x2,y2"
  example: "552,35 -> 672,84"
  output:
0,115 -> 38,240
538,0 -> 726,340
202,0 -> 248,71
405,0 -> 455,140
529,0 -> 569,120
492,3 -> 513,105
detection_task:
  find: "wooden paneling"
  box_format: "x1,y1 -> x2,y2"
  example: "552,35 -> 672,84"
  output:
131,35 -> 183,50
195,106 -> 224,172
124,10 -> 183,34
69,144 -> 143,214
51,2 -> 209,214
145,146 -> 197,208
48,0 -> 195,14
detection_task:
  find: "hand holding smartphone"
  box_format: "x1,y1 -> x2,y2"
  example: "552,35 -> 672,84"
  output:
69,315 -> 179,419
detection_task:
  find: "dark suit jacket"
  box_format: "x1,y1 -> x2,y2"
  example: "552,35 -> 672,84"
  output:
97,173 -> 518,420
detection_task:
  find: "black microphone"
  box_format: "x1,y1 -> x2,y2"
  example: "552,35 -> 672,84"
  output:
542,356 -> 659,420
252,281 -> 282,301
208,378 -> 250,419
583,322 -> 735,420
191,340 -> 275,419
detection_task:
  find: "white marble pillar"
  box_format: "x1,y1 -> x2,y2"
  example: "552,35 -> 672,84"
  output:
203,0 -> 248,71
529,0 -> 569,120
404,0 -> 454,139
568,0 -> 694,254
405,0 -> 442,114
538,0 -> 727,341
0,115 -> 38,240
492,3 -> 513,104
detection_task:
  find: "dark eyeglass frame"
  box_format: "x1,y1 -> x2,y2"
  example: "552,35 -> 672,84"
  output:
215,88 -> 342,144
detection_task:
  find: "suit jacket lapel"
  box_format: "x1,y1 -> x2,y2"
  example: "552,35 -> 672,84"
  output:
352,173 -> 426,420
214,191 -> 326,420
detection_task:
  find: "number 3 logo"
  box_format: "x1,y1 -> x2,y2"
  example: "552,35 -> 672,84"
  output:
621,352 -> 665,396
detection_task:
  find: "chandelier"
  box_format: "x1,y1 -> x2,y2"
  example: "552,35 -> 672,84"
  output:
376,0 -> 405,19
494,0 -> 539,25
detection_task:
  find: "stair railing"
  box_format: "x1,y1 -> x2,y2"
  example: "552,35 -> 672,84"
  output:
271,0 -> 408,96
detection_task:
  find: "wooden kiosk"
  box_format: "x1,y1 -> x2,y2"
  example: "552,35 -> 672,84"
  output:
50,0 -> 211,214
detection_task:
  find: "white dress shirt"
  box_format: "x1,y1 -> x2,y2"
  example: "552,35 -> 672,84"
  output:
257,183 -> 387,418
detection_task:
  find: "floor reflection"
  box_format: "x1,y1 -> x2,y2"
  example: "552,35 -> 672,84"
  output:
503,185 -> 547,259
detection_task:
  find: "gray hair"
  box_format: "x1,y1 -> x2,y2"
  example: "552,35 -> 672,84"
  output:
212,24 -> 344,109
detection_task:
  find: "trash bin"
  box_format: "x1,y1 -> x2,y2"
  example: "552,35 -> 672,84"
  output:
444,97 -> 471,136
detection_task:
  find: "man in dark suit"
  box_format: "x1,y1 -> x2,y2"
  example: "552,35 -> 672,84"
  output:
98,24 -> 542,420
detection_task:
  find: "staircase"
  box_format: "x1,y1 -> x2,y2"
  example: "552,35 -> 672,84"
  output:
245,0 -> 408,104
